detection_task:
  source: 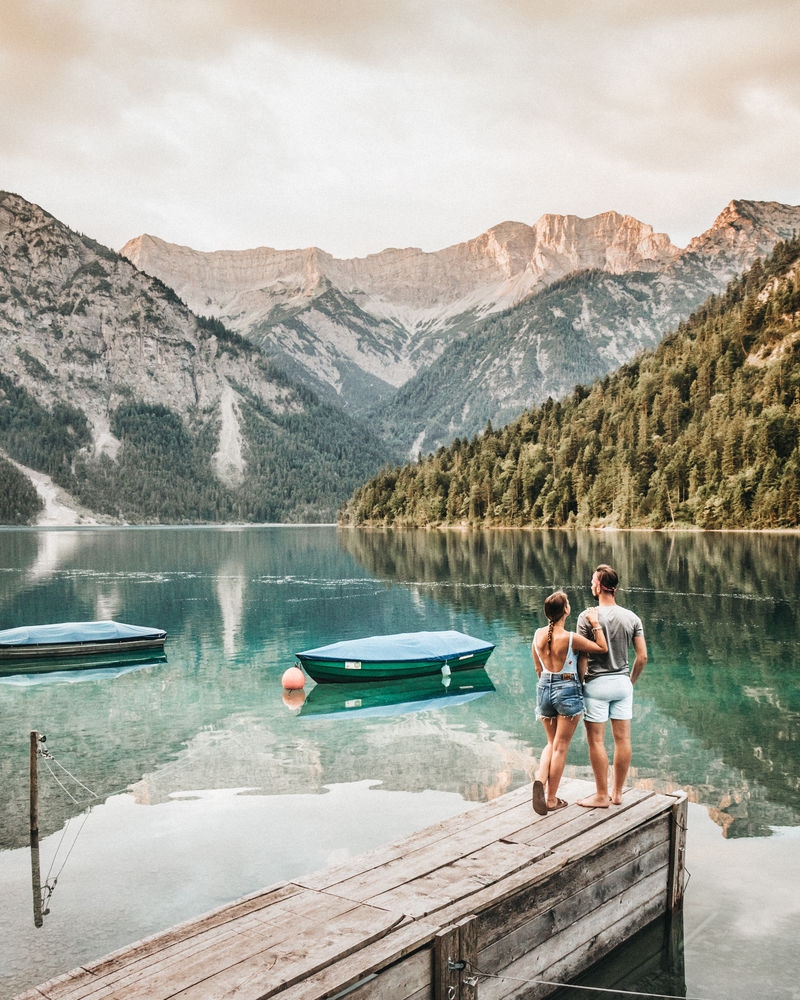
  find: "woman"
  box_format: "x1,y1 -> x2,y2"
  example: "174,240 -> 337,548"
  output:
531,590 -> 608,815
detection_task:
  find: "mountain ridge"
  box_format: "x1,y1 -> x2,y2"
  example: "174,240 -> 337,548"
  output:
120,199 -> 800,453
122,208 -> 678,325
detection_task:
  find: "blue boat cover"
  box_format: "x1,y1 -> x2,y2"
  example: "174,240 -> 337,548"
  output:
0,620 -> 165,646
297,630 -> 494,662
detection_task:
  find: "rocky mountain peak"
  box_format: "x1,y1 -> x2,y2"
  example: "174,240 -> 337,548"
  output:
531,210 -> 678,274
685,198 -> 800,260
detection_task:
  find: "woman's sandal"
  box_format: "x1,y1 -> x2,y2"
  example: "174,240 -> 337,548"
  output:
532,780 -> 548,815
547,797 -> 569,811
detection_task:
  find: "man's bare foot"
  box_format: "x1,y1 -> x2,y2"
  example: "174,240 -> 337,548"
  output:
577,793 -> 611,808
610,789 -> 624,805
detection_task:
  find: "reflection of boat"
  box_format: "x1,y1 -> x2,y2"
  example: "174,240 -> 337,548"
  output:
0,620 -> 167,663
295,630 -> 495,683
299,668 -> 495,719
0,652 -> 167,683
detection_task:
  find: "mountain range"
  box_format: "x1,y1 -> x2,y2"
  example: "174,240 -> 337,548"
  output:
0,191 -> 391,524
123,199 -> 800,454
2,190 -> 800,524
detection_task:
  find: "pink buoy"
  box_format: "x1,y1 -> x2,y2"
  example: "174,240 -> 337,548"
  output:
282,665 -> 306,690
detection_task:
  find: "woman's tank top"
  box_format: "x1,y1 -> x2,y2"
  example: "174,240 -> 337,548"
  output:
534,631 -> 578,675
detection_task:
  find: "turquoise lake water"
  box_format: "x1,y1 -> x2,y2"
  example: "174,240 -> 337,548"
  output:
0,526 -> 798,998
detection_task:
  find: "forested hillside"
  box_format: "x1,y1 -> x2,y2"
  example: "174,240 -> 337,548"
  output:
341,237 -> 800,529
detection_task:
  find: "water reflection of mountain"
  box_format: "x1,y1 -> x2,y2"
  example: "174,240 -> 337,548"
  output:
339,528 -> 800,836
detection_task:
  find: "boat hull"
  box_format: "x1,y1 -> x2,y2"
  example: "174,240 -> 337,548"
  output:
0,620 -> 167,664
296,646 -> 494,684
0,636 -> 166,661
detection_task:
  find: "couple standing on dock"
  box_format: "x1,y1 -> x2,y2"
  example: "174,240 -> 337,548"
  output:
531,564 -> 648,815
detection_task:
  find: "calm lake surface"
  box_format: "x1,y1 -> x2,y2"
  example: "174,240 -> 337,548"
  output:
0,526 -> 798,998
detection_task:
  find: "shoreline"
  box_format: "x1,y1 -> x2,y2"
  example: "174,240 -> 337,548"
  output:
336,522 -> 800,535
3,521 -> 798,534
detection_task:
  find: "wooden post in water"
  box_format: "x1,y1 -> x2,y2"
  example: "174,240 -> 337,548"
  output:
30,730 -> 44,928
667,791 -> 688,910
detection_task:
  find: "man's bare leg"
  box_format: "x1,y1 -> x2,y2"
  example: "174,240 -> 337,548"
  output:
578,720 -> 610,807
610,719 -> 631,804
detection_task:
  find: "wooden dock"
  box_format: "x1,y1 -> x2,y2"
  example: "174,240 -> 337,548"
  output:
17,778 -> 687,1000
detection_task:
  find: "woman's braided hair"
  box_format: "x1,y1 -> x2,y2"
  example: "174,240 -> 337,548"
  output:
543,590 -> 569,650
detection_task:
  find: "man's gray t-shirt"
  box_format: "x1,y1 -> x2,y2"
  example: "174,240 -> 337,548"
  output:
576,605 -> 644,681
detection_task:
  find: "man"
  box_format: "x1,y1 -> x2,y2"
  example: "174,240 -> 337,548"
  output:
576,564 -> 647,807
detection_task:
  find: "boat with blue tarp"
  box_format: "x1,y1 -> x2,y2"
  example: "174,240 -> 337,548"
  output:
295,629 -> 495,683
0,620 -> 167,663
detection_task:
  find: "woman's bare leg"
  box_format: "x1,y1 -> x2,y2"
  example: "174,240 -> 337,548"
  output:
546,714 -> 580,807
532,718 -> 556,814
537,718 -> 556,783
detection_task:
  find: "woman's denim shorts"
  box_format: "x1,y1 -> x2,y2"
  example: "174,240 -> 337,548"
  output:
536,672 -> 584,719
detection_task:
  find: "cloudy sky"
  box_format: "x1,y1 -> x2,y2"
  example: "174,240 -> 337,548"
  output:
2,0 -> 799,258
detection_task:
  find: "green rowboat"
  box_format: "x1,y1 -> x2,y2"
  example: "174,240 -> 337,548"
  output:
295,630 -> 495,684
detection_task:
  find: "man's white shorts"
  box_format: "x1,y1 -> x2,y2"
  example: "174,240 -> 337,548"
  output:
583,673 -> 633,722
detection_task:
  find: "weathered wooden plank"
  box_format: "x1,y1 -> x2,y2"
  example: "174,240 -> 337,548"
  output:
477,882 -> 668,1000
326,802 -> 545,903
434,916 -> 477,1000
44,888 -> 357,1000
36,915 -> 274,1000
65,897 -> 401,1000
54,917 -> 287,1000
542,793 -> 675,859
334,951 -> 432,1000
459,917 -> 479,1000
667,791 -> 688,910
367,841 -> 550,920
302,948 -> 432,1000
120,901 -> 404,1000
298,785 -> 532,892
37,883 -> 303,1000
434,923 -> 461,1000
274,921 -> 438,1000
17,972 -> 79,1000
479,815 -> 670,951
503,788 -> 655,849
479,843 -> 670,971
429,814 -> 670,946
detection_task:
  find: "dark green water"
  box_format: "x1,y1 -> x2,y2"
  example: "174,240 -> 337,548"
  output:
0,526 -> 798,998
